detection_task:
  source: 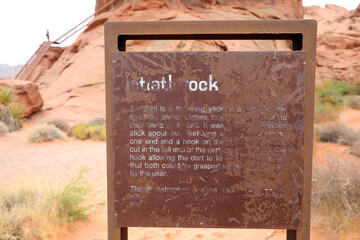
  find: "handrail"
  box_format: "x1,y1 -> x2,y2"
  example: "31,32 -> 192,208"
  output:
15,0 -> 122,80
53,14 -> 95,45
15,41 -> 51,80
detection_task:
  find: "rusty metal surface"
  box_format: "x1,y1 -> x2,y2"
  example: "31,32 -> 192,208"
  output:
112,51 -> 306,229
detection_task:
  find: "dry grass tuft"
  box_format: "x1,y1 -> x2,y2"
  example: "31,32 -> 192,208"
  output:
0,169 -> 96,240
312,158 -> 360,236
315,123 -> 360,146
345,96 -> 360,110
27,124 -> 65,143
47,119 -> 70,133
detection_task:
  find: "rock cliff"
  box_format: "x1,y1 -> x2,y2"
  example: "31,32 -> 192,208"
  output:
24,1 -> 360,125
27,0 -> 304,124
305,4 -> 360,83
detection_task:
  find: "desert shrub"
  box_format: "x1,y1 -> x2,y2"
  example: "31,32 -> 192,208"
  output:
312,158 -> 360,235
354,81 -> 360,95
314,97 -> 340,123
0,205 -> 28,240
47,119 -> 70,132
70,123 -> 89,140
0,86 -> 17,106
9,103 -> 26,127
314,80 -> 358,123
87,117 -> 105,126
70,118 -> 106,141
47,168 -> 92,232
0,169 -> 94,239
88,125 -> 106,140
316,79 -> 357,99
315,123 -> 359,146
0,121 -> 8,136
27,124 -> 65,143
0,106 -> 17,132
345,95 -> 360,110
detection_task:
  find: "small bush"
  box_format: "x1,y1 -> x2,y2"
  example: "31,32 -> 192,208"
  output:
312,158 -> 360,235
87,117 -> 105,126
0,86 -> 17,106
70,123 -> 89,140
0,106 -> 17,132
88,125 -> 106,140
27,124 -> 65,143
316,79 -> 357,99
354,81 -> 360,95
0,169 -> 95,239
47,119 -> 70,132
9,103 -> 26,127
70,118 -> 106,141
314,79 -> 358,123
315,123 -> 359,146
0,205 -> 28,240
0,121 -> 8,136
345,95 -> 360,110
314,98 -> 340,123
48,168 -> 92,232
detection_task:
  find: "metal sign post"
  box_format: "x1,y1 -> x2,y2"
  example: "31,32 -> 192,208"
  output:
105,20 -> 317,240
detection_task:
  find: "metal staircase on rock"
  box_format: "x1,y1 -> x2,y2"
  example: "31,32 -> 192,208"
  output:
15,0 -> 121,80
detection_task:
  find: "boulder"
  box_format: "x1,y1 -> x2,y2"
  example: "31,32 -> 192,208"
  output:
0,79 -> 43,117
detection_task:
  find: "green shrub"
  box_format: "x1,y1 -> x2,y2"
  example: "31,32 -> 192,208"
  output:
27,124 -> 65,143
312,158 -> 360,235
0,86 -> 17,106
70,118 -> 106,141
316,79 -> 357,99
354,81 -> 360,95
345,95 -> 360,110
0,121 -> 8,136
47,119 -> 70,132
9,103 -> 26,127
0,106 -> 17,132
0,169 -> 95,239
314,97 -> 340,123
315,123 -> 359,146
88,125 -> 106,140
47,168 -> 92,232
87,117 -> 105,126
70,123 -> 89,140
314,79 -> 358,123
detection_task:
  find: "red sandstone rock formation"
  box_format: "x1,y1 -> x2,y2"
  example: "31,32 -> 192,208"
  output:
305,4 -> 360,83
26,1 -> 360,125
28,0 -> 303,125
350,4 -> 360,18
0,79 -> 43,117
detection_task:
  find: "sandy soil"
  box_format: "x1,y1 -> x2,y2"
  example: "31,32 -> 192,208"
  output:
339,107 -> 360,131
0,127 -> 358,240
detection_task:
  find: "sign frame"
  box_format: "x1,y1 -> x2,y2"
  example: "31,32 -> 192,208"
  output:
105,20 -> 317,240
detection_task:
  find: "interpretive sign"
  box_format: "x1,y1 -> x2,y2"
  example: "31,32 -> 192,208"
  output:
112,51 -> 306,228
105,20 -> 317,240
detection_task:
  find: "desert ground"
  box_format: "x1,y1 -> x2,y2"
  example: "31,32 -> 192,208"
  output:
1,107 -> 359,240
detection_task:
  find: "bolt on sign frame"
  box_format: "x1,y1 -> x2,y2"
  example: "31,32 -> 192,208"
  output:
105,20 -> 317,240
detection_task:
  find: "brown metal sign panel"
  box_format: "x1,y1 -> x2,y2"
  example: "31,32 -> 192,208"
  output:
112,51 -> 306,229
